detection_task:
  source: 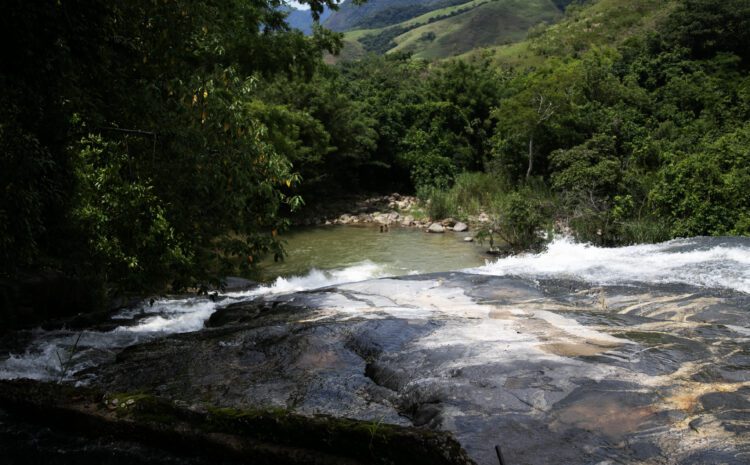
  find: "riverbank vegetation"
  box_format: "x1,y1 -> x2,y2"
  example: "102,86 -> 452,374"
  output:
0,1 -> 362,314
334,0 -> 750,248
2,0 -> 749,318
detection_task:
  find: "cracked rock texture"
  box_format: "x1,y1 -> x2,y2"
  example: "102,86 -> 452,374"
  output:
90,272 -> 750,465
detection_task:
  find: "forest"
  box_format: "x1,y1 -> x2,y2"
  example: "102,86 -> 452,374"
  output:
1,0 -> 749,319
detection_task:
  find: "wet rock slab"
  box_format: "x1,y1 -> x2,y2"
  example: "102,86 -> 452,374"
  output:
0,379 -> 472,465
93,272 -> 750,465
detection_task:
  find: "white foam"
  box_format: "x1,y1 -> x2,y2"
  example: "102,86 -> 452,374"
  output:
0,261 -> 388,382
230,260 -> 387,298
469,236 -> 750,294
0,340 -> 64,381
115,299 -> 219,334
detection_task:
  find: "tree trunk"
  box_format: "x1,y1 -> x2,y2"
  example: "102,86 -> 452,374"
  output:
526,134 -> 534,179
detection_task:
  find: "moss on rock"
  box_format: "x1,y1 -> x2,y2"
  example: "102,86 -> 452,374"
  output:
0,379 -> 475,465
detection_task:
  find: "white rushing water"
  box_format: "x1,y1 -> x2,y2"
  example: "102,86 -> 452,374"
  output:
0,261 -> 390,382
471,236 -> 750,294
2,237 -> 749,382
237,261 -> 389,298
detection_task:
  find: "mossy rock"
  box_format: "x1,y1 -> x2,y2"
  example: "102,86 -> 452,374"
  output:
0,380 -> 475,465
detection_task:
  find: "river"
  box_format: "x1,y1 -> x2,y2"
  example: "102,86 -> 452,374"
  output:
0,225 -> 486,382
254,224 -> 487,280
1,229 -> 750,464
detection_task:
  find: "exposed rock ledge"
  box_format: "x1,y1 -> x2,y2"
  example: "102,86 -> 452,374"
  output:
0,379 -> 475,465
93,272 -> 750,465
4,271 -> 750,465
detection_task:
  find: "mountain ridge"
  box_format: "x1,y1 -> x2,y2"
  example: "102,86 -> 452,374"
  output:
324,0 -> 473,32
329,0 -> 570,61
282,5 -> 333,35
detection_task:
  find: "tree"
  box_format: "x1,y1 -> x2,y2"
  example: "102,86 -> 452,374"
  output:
650,123 -> 750,237
0,0 -> 349,301
525,94 -> 556,178
490,61 -> 577,182
659,0 -> 750,65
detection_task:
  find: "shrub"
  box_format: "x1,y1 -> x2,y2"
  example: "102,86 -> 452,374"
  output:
649,123 -> 750,237
429,190 -> 453,220
418,172 -> 511,221
411,153 -> 456,191
491,190 -> 548,251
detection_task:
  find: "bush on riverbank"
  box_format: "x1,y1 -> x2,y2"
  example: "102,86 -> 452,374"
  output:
419,173 -> 554,251
418,172 -> 509,221
419,171 -> 671,249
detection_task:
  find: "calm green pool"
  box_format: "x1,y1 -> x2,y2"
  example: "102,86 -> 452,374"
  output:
255,224 -> 488,282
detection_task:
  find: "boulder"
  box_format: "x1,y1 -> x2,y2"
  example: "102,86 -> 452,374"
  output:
441,218 -> 456,227
453,222 -> 468,232
396,197 -> 414,210
401,215 -> 415,227
427,223 -> 445,233
463,236 -> 474,243
373,213 -> 389,224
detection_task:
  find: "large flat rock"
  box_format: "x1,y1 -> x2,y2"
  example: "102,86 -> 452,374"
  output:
92,272 -> 750,465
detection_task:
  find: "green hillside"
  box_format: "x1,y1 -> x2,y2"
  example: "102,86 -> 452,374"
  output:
324,0 -> 472,31
460,0 -> 676,66
389,0 -> 563,60
335,0 -> 567,61
325,0 -> 750,248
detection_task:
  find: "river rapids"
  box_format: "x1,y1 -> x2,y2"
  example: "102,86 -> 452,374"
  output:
2,236 -> 749,464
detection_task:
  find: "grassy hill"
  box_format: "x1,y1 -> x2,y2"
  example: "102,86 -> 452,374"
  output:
332,0 -> 568,61
325,0 -> 675,64
458,0 -> 677,67
388,0 -> 563,60
324,0 -> 472,32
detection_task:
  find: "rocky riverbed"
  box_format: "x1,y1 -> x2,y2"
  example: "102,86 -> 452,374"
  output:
292,193 -> 485,232
1,237 -> 749,464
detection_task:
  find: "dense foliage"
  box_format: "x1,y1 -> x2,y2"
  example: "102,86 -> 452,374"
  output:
329,0 -> 750,246
1,0 -> 748,315
0,0 -> 354,306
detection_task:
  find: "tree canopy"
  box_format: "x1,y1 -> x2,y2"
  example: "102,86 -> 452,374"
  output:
1,0 -> 748,316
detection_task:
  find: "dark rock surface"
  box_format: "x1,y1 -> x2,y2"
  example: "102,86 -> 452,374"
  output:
0,379 -> 473,465
84,272 -> 750,465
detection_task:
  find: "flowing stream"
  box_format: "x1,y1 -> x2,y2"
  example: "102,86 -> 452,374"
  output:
0,225 -> 485,382
1,232 -> 747,383
2,230 -> 750,464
